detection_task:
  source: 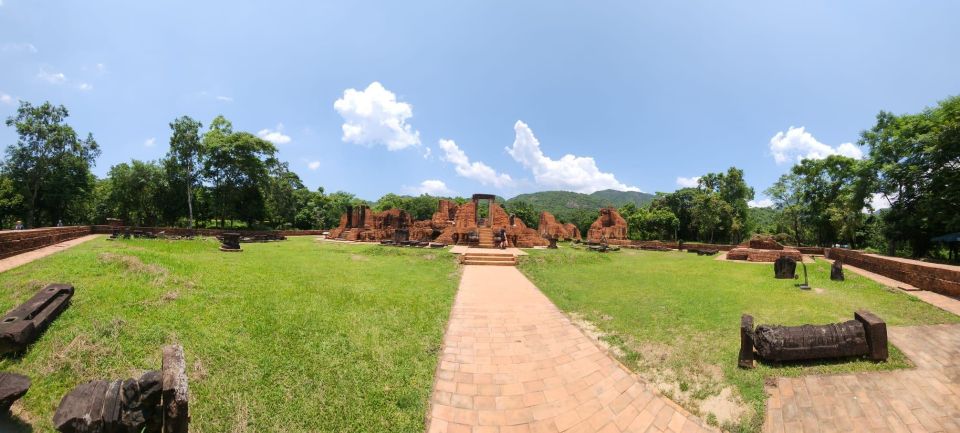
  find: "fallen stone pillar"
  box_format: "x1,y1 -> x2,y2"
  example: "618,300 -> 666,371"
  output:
739,311 -> 887,368
0,283 -> 74,355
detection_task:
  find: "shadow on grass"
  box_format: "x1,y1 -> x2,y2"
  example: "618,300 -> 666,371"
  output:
0,412 -> 33,433
755,355 -> 892,370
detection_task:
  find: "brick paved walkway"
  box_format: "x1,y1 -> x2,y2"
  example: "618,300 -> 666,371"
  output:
427,265 -> 713,433
764,324 -> 960,433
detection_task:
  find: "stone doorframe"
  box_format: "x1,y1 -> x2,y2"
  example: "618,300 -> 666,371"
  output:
471,194 -> 496,228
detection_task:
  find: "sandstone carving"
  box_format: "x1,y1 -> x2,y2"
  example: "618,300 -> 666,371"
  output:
0,283 -> 74,355
0,372 -> 30,411
831,260 -> 845,281
774,256 -> 797,279
52,345 -> 186,433
586,208 -> 628,244
739,310 -> 887,368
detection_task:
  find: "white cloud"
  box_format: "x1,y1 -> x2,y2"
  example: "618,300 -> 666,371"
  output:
0,92 -> 13,105
215,95 -> 233,102
307,160 -> 320,170
144,137 -> 156,147
748,198 -> 774,208
676,176 -> 700,188
869,193 -> 891,211
334,81 -> 420,151
37,68 -> 66,84
423,147 -> 432,160
505,120 -> 640,193
1,43 -> 37,53
257,124 -> 292,145
77,82 -> 93,91
769,126 -> 863,164
411,179 -> 454,196
438,139 -> 514,188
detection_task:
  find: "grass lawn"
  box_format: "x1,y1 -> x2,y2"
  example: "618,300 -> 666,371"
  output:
0,236 -> 459,433
518,246 -> 960,433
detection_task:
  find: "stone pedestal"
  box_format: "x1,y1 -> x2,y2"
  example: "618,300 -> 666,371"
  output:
219,233 -> 241,252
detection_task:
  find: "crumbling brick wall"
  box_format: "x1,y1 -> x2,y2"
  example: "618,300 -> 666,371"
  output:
826,248 -> 960,297
586,208 -> 628,243
538,211 -> 579,241
0,226 -> 92,259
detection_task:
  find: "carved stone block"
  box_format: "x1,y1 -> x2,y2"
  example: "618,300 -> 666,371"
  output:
831,260 -> 845,281
774,257 -> 797,279
0,372 -> 30,411
855,310 -> 888,361
162,345 -> 189,433
0,283 -> 74,354
738,315 -> 754,369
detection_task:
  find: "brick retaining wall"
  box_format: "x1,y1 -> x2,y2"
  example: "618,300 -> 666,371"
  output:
90,225 -> 325,237
826,248 -> 960,297
0,226 -> 93,259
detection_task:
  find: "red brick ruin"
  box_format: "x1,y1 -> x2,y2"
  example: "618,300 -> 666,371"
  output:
586,207 -> 629,244
328,194 -> 548,248
538,211 -> 581,241
727,234 -> 802,262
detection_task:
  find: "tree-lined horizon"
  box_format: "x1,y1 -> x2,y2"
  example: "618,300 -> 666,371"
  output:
1,96 -> 957,261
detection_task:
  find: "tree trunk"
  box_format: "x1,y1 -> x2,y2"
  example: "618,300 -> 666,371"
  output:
186,165 -> 194,229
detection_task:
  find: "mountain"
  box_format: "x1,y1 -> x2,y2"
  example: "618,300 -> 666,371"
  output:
505,189 -> 655,229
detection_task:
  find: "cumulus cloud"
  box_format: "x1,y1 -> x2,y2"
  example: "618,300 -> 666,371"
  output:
257,124 -> 292,145
505,121 -> 640,193
215,95 -> 233,102
37,68 -> 66,84
438,139 -> 514,188
770,126 -> 863,164
144,138 -> 156,147
307,160 -> 320,170
77,82 -> 93,91
0,92 -> 13,105
334,81 -> 420,151
411,180 -> 454,196
1,43 -> 37,53
676,176 -> 700,188
748,198 -> 774,208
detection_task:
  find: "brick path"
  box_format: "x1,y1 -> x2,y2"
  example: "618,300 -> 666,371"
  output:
427,265 -> 713,433
0,234 -> 100,274
764,324 -> 960,433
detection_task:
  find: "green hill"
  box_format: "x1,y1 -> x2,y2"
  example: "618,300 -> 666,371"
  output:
505,189 -> 655,231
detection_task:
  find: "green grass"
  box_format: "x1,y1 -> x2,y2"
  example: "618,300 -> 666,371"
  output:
0,236 -> 459,433
518,247 -> 960,433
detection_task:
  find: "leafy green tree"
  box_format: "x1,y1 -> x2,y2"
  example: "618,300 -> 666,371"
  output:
3,101 -> 100,226
505,200 -> 538,228
166,116 -> 204,228
264,161 -> 307,228
104,160 -> 167,226
0,175 -> 23,227
201,116 -> 277,227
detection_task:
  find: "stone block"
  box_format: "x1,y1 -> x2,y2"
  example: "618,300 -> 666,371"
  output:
0,372 -> 30,411
831,260 -> 844,281
855,310 -> 888,361
739,315 -> 755,369
162,345 -> 189,433
0,283 -> 74,355
774,256 -> 797,279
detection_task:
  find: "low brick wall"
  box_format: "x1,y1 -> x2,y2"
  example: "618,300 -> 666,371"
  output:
0,226 -> 92,259
794,246 -> 826,255
826,248 -> 960,297
90,226 -> 325,237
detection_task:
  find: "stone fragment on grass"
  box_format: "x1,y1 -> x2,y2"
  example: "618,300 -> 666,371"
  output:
0,372 -> 30,411
0,283 -> 74,355
831,259 -> 845,281
162,344 -> 189,433
773,256 -> 796,279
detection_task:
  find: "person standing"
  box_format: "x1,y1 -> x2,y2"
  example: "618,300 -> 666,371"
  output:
14,220 -> 23,230
499,227 -> 507,249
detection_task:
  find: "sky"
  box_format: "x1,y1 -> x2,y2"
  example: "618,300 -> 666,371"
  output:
1,1 -> 958,205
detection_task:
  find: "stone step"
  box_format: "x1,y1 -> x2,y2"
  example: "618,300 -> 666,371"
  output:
463,255 -> 514,262
463,259 -> 516,266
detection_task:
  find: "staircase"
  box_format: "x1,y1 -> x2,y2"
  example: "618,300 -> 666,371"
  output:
462,252 -> 517,266
477,227 -> 495,249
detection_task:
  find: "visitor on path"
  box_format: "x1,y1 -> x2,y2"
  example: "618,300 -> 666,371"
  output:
57,219 -> 63,227
499,227 -> 507,249
14,220 -> 23,230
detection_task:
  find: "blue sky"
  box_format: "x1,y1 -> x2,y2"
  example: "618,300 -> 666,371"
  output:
1,1 -> 958,204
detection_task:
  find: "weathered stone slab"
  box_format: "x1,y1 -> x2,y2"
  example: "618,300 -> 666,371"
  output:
773,256 -> 796,279
855,310 -> 888,361
0,283 -> 74,355
0,372 -> 30,411
162,345 -> 189,433
738,315 -> 754,369
831,259 -> 844,281
53,380 -> 109,433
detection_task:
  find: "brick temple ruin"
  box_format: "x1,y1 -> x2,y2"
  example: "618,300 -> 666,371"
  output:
586,207 -> 629,244
538,211 -> 581,241
727,235 -> 802,262
328,194 -> 548,248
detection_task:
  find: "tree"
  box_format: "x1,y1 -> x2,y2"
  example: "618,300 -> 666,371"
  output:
0,175 -> 23,228
167,116 -> 203,228
201,116 -> 277,227
3,101 -> 100,227
505,200 -> 538,228
264,161 -> 307,228
104,160 -> 167,226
